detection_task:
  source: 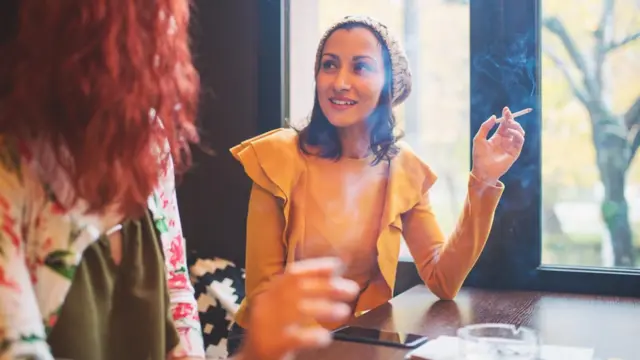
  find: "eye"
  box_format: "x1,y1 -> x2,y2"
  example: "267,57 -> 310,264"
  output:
321,60 -> 337,70
354,62 -> 373,73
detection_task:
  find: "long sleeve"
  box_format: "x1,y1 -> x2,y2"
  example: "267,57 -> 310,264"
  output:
243,182 -> 287,308
228,128 -> 300,329
402,173 -> 504,300
154,158 -> 205,359
0,153 -> 52,359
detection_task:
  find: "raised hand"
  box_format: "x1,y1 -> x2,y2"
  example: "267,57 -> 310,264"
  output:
471,106 -> 526,185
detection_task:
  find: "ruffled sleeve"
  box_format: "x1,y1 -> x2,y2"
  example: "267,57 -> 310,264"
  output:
228,128 -> 303,328
229,128 -> 302,204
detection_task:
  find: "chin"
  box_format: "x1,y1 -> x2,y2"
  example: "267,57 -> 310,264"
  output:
326,116 -> 358,128
321,108 -> 359,128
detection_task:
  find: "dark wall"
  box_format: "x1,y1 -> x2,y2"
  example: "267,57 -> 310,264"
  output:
177,0 -> 260,267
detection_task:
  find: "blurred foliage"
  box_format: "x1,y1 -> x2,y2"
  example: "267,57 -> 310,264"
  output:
541,0 -> 640,193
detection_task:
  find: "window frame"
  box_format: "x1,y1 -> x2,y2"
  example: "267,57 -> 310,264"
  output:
260,0 -> 640,298
256,0 -> 287,134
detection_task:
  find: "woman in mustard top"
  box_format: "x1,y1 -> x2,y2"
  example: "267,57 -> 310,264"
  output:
228,15 -> 526,353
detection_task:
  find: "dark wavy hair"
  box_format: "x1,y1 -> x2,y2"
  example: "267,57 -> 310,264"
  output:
297,23 -> 401,165
0,0 -> 199,217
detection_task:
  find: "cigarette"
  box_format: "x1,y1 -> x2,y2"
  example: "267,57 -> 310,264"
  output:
496,108 -> 533,123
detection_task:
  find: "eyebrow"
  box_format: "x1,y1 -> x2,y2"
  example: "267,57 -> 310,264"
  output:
322,53 -> 378,63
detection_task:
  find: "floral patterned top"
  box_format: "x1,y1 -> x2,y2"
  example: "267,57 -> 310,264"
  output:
0,136 -> 204,359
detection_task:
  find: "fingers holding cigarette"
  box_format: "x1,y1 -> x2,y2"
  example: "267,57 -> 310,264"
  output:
476,107 -> 531,142
496,107 -> 532,123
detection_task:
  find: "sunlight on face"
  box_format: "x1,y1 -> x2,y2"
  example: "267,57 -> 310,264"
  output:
316,27 -> 386,129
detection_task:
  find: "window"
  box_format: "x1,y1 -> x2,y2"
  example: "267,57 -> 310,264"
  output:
463,0 -> 640,297
261,0 -> 640,296
287,0 -> 471,261
541,0 -> 640,269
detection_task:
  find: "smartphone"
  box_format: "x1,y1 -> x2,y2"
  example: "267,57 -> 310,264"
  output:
332,325 -> 429,349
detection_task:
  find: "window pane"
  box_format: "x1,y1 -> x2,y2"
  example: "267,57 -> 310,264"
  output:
541,0 -> 640,268
287,0 -> 471,261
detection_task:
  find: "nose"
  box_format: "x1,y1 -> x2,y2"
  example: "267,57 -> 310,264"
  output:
333,68 -> 352,92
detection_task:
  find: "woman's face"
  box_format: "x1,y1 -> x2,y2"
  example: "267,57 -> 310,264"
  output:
316,27 -> 386,129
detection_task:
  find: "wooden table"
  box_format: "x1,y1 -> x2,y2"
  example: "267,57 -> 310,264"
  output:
300,285 -> 640,359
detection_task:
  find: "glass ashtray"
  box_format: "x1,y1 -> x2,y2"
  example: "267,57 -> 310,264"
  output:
457,323 -> 540,359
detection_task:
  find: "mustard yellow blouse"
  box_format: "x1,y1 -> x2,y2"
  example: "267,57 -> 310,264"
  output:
230,128 -> 504,329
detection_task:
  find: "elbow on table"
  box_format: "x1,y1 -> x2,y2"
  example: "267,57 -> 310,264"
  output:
432,288 -> 458,301
424,276 -> 462,301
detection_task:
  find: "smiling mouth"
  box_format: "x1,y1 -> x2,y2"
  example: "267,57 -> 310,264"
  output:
330,98 -> 357,106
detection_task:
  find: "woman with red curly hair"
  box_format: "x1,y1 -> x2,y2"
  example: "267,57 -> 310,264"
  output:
0,0 -> 359,359
0,0 -> 204,359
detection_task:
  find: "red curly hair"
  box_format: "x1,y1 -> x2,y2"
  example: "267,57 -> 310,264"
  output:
0,0 -> 199,217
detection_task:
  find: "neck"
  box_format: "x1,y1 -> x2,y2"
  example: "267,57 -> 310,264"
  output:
337,123 -> 370,159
